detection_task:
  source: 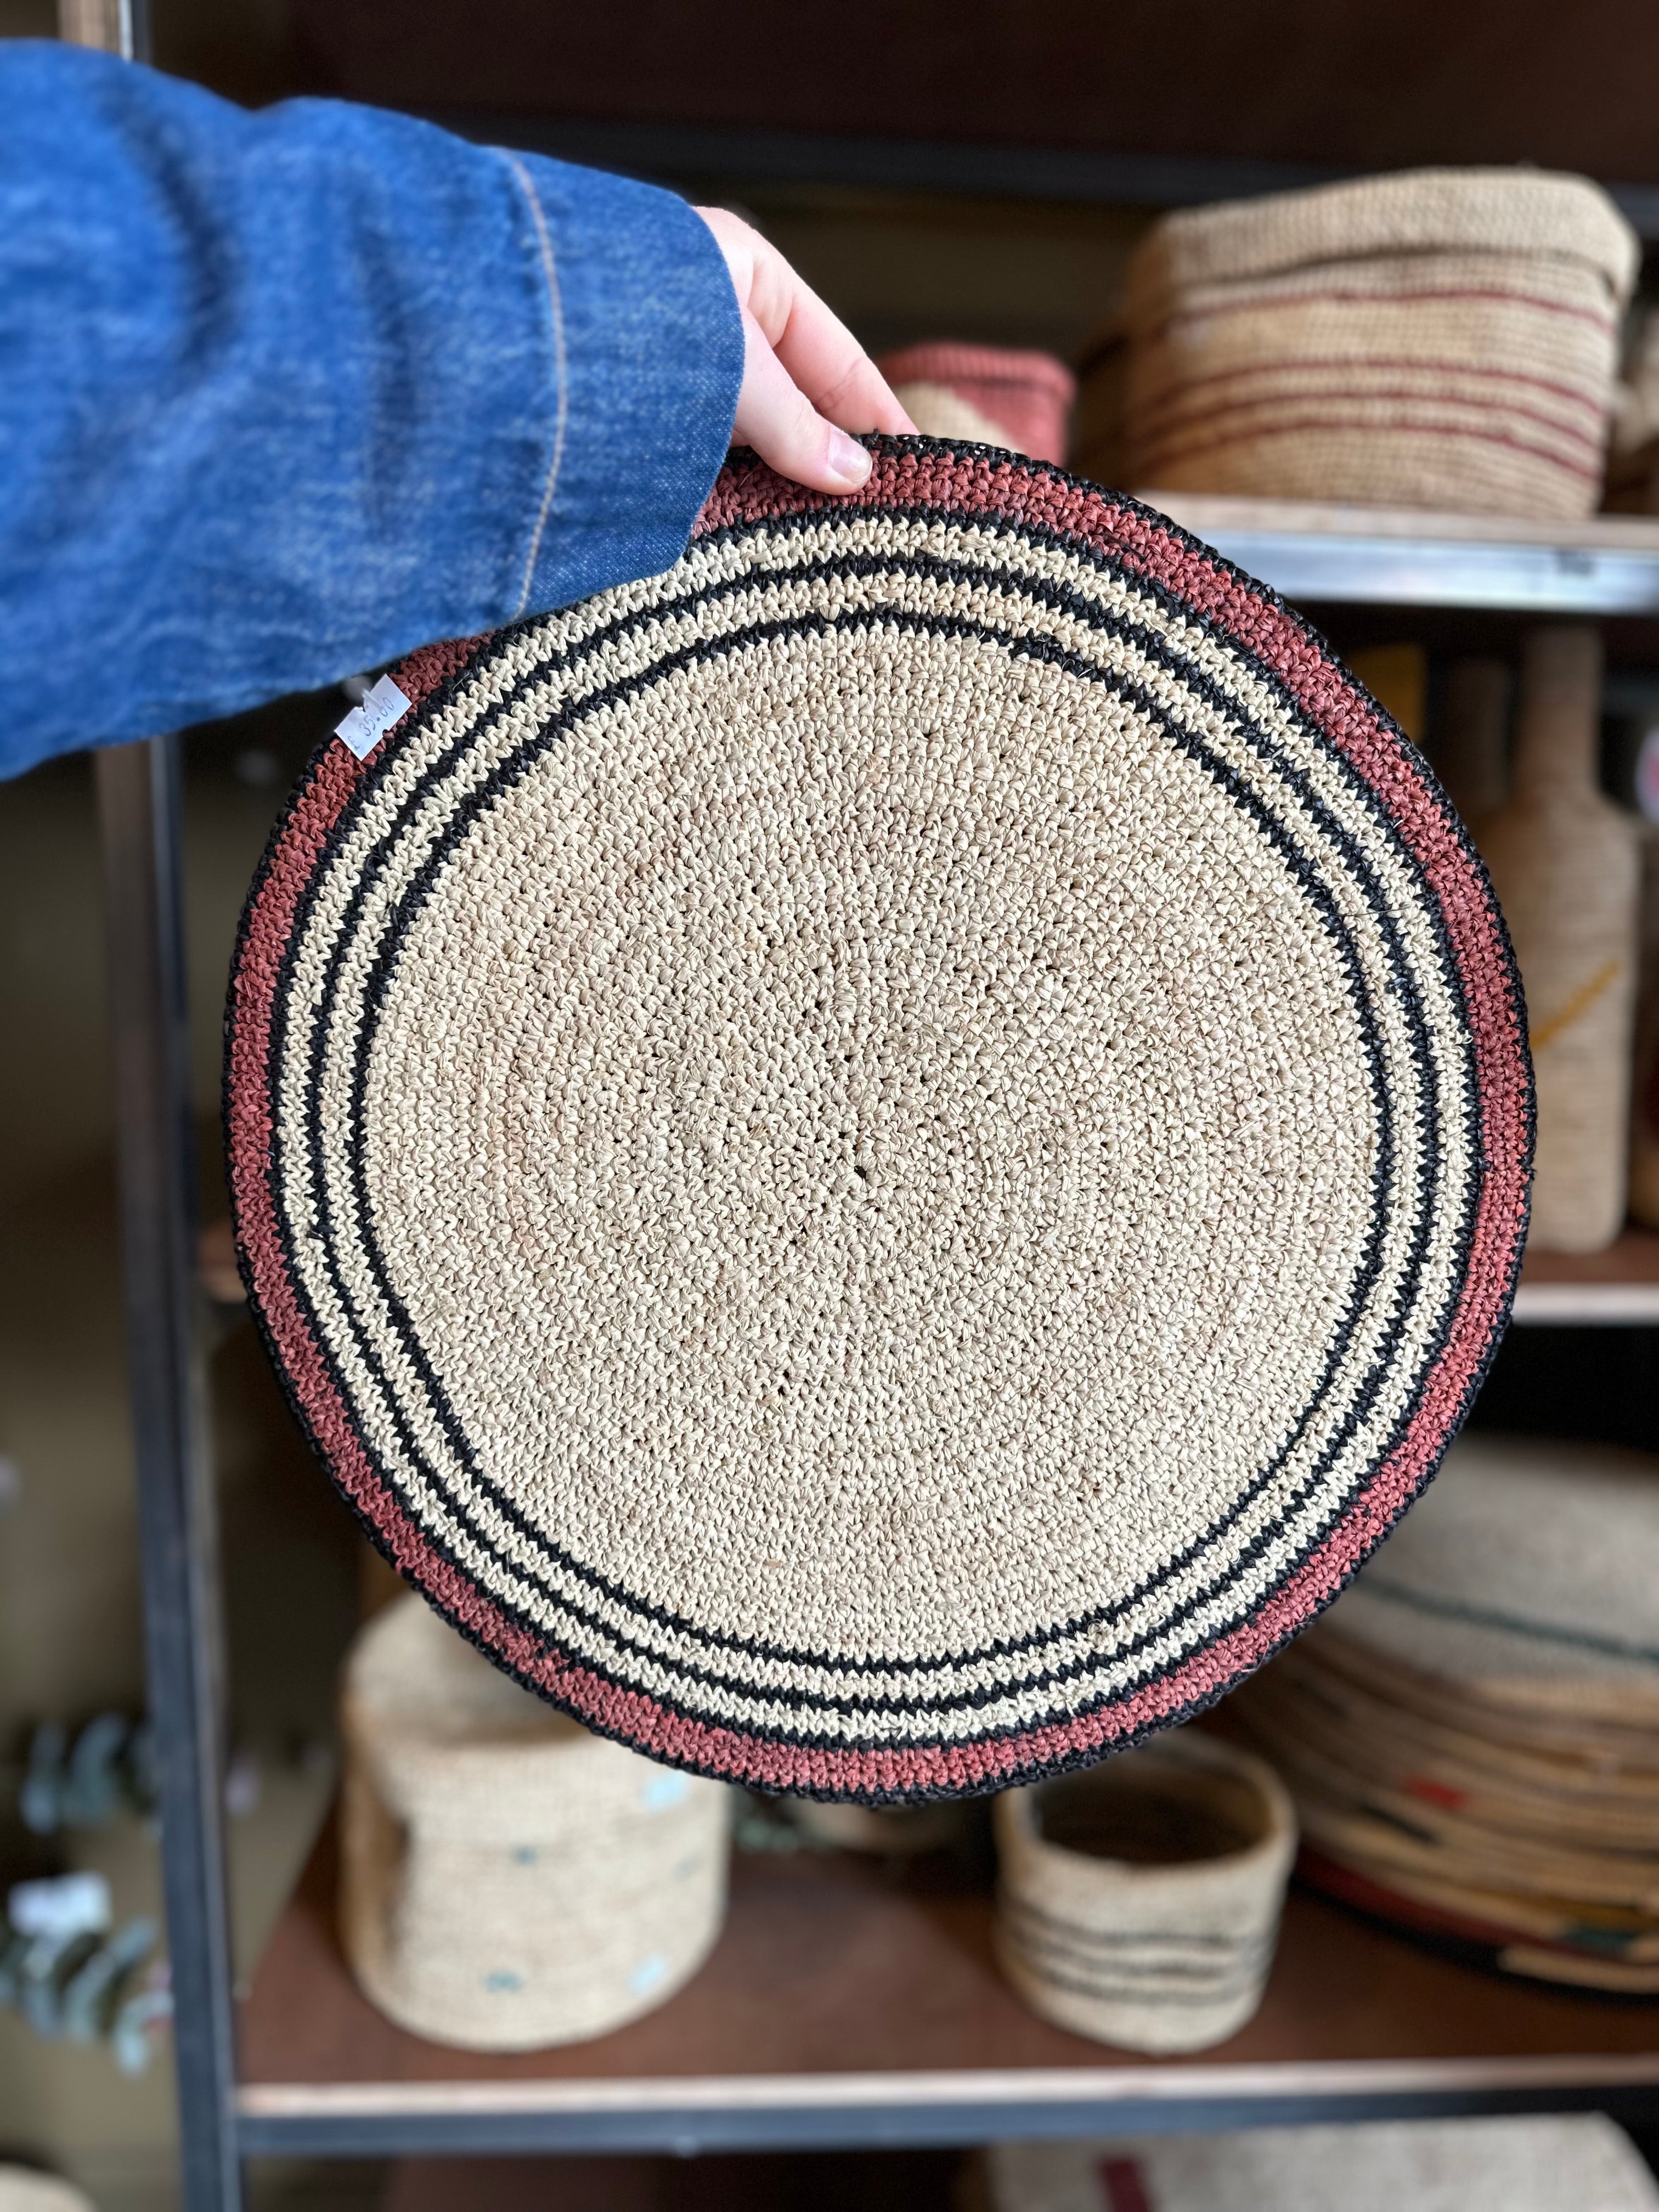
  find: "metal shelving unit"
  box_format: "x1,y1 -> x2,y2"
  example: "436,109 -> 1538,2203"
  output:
82,201 -> 1659,2199
1143,495 -> 1659,620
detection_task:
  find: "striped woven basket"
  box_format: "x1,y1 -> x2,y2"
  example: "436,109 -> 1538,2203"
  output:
993,1729 -> 1295,2053
1120,169 -> 1639,519
876,343 -> 1075,464
1222,1432 -> 1659,1995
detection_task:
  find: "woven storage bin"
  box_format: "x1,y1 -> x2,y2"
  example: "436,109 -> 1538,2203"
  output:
993,1730 -> 1294,2053
1224,1432 -> 1659,1995
1121,168 -> 1638,518
979,2115 -> 1659,2212
340,1596 -> 728,2050
876,343 -> 1075,464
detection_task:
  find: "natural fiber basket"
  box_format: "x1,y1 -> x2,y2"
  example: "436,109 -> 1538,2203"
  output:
992,1730 -> 1295,2052
1119,168 -> 1638,518
340,1596 -> 728,2049
225,439 -> 1531,1803
979,2116 -> 1659,2212
876,343 -> 1075,464
1224,1432 -> 1659,1994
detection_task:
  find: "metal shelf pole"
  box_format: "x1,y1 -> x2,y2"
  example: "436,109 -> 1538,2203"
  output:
97,737 -> 244,2212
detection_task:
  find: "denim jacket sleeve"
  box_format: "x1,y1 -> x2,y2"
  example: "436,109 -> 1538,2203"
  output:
0,43 -> 744,777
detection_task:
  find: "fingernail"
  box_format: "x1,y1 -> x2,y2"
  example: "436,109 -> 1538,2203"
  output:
827,429 -> 871,487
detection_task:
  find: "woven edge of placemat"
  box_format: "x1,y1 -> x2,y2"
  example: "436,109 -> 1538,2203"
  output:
223,436 -> 1534,1803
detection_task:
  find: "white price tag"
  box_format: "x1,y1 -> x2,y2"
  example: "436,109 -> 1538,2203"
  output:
335,674 -> 411,760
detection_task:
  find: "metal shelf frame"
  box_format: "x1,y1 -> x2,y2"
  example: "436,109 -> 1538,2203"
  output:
232,2059 -> 1659,2162
75,63 -> 1659,2207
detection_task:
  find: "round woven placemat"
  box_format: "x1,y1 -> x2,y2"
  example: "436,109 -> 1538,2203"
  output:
225,439 -> 1532,1803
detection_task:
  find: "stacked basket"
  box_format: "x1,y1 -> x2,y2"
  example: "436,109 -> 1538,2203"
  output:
1117,168 -> 1639,519
1223,1435 -> 1659,1995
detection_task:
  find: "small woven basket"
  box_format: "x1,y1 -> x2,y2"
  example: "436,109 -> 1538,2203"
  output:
993,1730 -> 1295,2053
340,1596 -> 729,2050
1118,168 -> 1638,518
877,343 -> 1075,464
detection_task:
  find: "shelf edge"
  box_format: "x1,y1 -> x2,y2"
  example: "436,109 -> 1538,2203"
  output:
1510,1285 -> 1659,1325
236,2051 -> 1659,2121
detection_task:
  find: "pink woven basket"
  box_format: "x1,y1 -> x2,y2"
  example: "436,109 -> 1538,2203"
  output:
878,343 -> 1075,464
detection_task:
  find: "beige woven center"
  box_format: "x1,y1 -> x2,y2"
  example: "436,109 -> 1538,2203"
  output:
359,625 -> 1376,1658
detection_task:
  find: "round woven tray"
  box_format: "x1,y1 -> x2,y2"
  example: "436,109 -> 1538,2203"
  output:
225,439 -> 1531,1803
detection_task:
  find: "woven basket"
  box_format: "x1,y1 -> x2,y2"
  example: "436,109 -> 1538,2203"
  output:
1481,627 -> 1640,1251
979,2117 -> 1659,2212
340,1596 -> 728,2049
225,441 -> 1531,1803
1223,1431 -> 1659,1994
1120,169 -> 1638,518
876,344 -> 1075,464
992,1730 -> 1295,2053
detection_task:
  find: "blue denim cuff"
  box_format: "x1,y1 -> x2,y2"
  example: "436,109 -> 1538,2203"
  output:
0,48 -> 745,772
503,152 -> 743,617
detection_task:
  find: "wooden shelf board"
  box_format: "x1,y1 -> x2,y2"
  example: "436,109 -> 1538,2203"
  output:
236,1826 -> 1659,2153
1513,1228 -> 1659,1324
1133,493 -> 1659,616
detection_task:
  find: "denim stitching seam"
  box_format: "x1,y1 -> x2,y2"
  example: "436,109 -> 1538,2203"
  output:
504,154 -> 569,617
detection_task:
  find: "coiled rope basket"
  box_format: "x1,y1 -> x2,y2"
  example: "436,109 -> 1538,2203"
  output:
226,439 -> 1531,1804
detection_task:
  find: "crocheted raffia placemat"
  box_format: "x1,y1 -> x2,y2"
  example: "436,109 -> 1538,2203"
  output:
225,439 -> 1532,1803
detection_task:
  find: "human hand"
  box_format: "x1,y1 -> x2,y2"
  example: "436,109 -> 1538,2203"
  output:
696,206 -> 916,493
